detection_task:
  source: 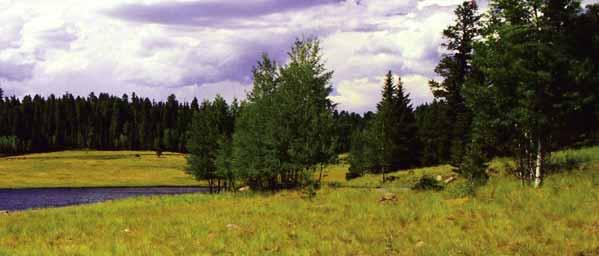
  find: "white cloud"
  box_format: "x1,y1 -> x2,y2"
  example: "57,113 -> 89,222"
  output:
7,0 -> 589,111
331,73 -> 433,113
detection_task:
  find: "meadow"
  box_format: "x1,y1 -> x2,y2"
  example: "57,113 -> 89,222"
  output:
1,147 -> 599,255
0,151 -> 203,188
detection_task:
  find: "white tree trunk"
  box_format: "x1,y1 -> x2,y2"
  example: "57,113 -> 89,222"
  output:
533,138 -> 544,188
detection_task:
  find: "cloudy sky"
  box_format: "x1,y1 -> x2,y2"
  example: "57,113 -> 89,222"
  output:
1,0 -> 597,113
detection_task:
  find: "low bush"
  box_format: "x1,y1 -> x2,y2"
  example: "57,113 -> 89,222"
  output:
412,175 -> 444,191
546,150 -> 591,173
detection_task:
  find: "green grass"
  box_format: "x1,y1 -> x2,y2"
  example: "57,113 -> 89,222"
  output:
1,147 -> 599,255
0,151 -> 203,188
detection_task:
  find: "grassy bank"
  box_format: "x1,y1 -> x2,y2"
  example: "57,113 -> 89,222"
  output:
0,151 -> 203,188
1,147 -> 599,255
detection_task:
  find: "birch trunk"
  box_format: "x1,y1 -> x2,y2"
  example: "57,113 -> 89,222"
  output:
533,137 -> 544,188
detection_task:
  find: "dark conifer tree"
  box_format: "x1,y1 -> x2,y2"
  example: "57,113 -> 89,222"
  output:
415,100 -> 451,166
429,0 -> 481,167
349,71 -> 419,182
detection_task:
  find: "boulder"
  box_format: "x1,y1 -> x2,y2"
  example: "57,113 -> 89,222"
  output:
444,176 -> 457,184
226,224 -> 240,230
379,192 -> 397,203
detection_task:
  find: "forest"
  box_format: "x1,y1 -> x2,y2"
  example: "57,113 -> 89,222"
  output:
1,0 -> 599,191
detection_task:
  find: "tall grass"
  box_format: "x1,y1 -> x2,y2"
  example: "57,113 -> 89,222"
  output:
0,147 -> 598,255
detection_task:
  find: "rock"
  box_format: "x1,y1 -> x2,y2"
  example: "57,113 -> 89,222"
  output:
226,224 -> 240,230
415,241 -> 425,248
435,175 -> 443,182
379,192 -> 397,203
444,176 -> 457,184
238,186 -> 250,192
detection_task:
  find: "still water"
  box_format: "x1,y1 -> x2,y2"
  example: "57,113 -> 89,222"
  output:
0,187 -> 208,211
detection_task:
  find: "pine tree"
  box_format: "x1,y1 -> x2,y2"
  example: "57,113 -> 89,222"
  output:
430,0 -> 481,168
350,71 -> 419,182
373,71 -> 398,181
392,75 -> 419,169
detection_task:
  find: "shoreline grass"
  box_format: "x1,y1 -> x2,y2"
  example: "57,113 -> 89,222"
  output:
0,151 -> 204,189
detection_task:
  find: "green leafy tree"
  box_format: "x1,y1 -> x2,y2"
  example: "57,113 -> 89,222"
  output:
465,0 -> 592,187
186,96 -> 233,192
232,38 -> 336,190
231,55 -> 280,189
215,136 -> 235,191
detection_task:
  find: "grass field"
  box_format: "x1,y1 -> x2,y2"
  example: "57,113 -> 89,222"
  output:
1,148 -> 599,255
0,151 -> 203,188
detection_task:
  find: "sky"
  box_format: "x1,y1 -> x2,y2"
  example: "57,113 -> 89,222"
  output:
0,0 -> 597,113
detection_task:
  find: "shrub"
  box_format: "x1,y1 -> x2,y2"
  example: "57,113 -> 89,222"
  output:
345,170 -> 363,180
327,181 -> 342,188
412,175 -> 444,191
546,151 -> 591,173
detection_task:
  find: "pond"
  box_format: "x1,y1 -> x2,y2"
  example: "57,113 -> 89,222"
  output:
0,187 -> 209,211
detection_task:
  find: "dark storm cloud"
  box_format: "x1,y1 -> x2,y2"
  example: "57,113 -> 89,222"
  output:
106,0 -> 343,26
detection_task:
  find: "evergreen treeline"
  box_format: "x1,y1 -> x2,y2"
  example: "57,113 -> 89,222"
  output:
0,92 -> 197,155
